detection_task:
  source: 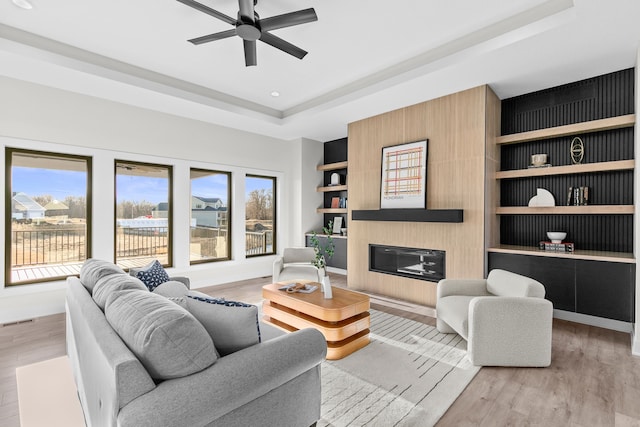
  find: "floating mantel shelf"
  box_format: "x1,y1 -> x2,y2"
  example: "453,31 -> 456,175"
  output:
352,209 -> 463,223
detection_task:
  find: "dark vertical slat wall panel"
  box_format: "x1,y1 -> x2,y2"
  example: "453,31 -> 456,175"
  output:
502,68 -> 634,134
500,215 -> 633,252
500,68 -> 634,253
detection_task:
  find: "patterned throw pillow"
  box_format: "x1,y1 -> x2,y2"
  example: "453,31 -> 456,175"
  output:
135,260 -> 170,292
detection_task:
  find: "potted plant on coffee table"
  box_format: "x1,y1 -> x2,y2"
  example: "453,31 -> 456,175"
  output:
309,220 -> 335,298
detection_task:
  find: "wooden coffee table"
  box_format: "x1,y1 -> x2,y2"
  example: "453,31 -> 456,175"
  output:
262,281 -> 370,360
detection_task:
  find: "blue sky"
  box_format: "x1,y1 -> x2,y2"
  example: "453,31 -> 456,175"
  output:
13,167 -> 273,205
12,167 -> 86,200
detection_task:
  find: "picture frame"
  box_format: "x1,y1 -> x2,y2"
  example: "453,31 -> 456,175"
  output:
380,140 -> 428,209
332,217 -> 343,234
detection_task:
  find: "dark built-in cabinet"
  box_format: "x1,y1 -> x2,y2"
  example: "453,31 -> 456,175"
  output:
489,252 -> 635,322
489,68 -> 636,324
304,234 -> 347,270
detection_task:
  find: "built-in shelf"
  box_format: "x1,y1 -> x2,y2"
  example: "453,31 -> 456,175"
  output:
496,205 -> 633,215
317,185 -> 347,192
317,161 -> 348,171
495,159 -> 634,179
317,208 -> 347,214
352,209 -> 463,223
496,114 -> 635,145
488,245 -> 635,264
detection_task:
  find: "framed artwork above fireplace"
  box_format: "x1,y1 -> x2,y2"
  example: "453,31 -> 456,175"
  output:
380,140 -> 428,209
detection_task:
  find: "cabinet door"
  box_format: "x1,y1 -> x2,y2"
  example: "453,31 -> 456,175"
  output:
488,253 -> 576,311
575,260 -> 635,322
305,235 -> 347,270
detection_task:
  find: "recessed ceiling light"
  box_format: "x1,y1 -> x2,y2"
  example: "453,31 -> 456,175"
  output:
11,0 -> 33,9
270,91 -> 280,97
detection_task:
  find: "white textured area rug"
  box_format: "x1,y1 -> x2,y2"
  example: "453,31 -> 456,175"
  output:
319,309 -> 480,427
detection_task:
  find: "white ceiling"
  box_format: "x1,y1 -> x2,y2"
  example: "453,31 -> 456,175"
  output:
1,0 -> 639,142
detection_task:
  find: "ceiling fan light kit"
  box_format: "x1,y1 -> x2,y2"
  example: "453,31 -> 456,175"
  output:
177,0 -> 317,67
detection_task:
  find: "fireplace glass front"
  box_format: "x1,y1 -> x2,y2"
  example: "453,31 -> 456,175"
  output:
369,244 -> 445,282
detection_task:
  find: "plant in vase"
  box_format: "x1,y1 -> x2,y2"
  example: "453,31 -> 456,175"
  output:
309,221 -> 335,298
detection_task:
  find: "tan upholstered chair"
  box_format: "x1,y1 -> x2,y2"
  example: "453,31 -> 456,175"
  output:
436,269 -> 553,367
272,247 -> 321,283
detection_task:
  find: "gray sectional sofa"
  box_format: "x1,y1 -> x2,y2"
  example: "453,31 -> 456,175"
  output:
66,259 -> 327,427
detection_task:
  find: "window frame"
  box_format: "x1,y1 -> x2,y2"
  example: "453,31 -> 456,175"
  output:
189,168 -> 232,265
114,159 -> 173,269
5,147 -> 93,286
245,174 -> 277,258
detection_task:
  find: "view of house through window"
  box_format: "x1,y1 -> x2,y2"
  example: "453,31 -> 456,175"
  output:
245,175 -> 276,256
115,161 -> 172,269
6,148 -> 91,285
190,169 -> 231,264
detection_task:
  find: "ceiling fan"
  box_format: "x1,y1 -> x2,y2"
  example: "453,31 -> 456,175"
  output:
176,0 -> 318,66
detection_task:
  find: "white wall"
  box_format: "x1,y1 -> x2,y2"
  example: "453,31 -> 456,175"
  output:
633,53 -> 640,356
0,76 -> 323,323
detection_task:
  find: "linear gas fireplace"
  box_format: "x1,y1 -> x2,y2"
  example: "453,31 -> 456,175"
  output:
369,244 -> 445,282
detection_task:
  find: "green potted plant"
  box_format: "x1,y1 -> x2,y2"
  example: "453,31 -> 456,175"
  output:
308,220 -> 335,298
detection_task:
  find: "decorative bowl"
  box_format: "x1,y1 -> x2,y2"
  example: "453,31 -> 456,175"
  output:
546,232 -> 567,243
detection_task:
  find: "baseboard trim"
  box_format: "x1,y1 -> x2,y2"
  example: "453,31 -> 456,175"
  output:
553,309 -> 633,333
632,326 -> 640,356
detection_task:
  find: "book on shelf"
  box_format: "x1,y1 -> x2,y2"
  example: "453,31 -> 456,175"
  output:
339,197 -> 347,208
330,197 -> 340,208
566,186 -> 589,206
538,241 -> 575,252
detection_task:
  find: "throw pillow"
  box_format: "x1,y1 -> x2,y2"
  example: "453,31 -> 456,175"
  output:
105,290 -> 217,381
185,295 -> 261,357
79,258 -> 126,294
92,273 -> 148,310
135,260 -> 170,292
152,280 -> 189,298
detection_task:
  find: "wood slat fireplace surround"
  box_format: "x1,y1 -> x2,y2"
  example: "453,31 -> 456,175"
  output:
346,85 -> 500,307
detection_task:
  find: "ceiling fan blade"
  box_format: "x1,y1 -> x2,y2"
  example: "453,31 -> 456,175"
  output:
176,0 -> 236,25
244,40 -> 257,66
238,0 -> 255,22
188,29 -> 237,45
260,8 -> 317,32
259,32 -> 307,60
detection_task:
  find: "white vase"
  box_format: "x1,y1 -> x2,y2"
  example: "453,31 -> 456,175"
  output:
322,276 -> 332,299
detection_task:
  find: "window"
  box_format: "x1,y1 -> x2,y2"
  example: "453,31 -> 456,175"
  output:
115,161 -> 172,269
5,148 -> 92,285
245,175 -> 276,256
190,169 -> 231,264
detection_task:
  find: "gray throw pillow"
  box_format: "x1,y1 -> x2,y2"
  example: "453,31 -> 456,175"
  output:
185,295 -> 261,357
152,280 -> 189,298
79,258 -> 126,294
105,290 -> 217,381
92,274 -> 148,310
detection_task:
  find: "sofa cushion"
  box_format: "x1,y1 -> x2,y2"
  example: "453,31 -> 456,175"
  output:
92,273 -> 148,310
105,290 -> 217,381
134,260 -> 170,292
436,295 -> 477,340
185,295 -> 261,356
152,280 -> 189,298
486,269 -> 546,298
79,258 -> 126,294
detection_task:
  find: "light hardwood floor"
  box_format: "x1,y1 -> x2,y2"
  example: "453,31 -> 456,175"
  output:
1,273 -> 640,427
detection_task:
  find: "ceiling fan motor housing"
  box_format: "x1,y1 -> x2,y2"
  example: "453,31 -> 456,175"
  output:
236,12 -> 261,41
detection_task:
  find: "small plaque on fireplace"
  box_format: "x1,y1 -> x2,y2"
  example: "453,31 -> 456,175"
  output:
369,244 -> 445,282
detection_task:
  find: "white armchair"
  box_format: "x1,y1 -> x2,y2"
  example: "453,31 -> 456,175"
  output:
436,269 -> 553,367
272,247 -> 322,283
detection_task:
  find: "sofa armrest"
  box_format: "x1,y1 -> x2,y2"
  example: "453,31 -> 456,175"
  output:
468,296 -> 553,367
118,328 -> 327,427
168,276 -> 190,289
272,256 -> 284,282
437,278 -> 489,299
